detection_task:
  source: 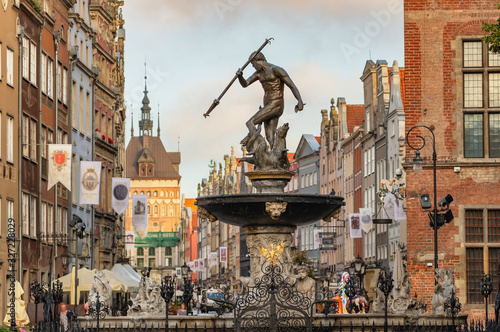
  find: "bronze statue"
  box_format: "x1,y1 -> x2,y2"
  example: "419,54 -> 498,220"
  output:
237,51 -> 304,150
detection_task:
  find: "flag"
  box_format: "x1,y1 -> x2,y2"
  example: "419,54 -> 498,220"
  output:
209,252 -> 218,267
349,213 -> 362,238
132,195 -> 148,239
47,144 -> 72,190
359,208 -> 373,233
220,247 -> 227,263
79,161 -> 101,205
112,178 -> 130,214
198,258 -> 205,272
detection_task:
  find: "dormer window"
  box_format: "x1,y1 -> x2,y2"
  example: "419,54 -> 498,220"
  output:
148,166 -> 152,174
140,165 -> 146,175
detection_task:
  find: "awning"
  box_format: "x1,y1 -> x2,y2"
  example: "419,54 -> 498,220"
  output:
57,268 -> 127,294
110,265 -> 140,292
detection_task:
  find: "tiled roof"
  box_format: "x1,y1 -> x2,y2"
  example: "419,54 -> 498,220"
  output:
346,104 -> 364,133
126,136 -> 181,179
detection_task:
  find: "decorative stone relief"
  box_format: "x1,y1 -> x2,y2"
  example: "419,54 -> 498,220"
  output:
198,207 -> 217,223
89,270 -> 113,308
432,268 -> 455,315
265,201 -> 287,220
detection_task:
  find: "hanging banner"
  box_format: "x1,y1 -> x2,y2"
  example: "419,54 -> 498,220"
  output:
47,144 -> 72,190
394,197 -> 406,221
359,208 -> 373,233
124,231 -> 135,251
220,247 -> 227,263
132,195 -> 148,239
313,229 -> 322,249
209,252 -> 218,267
112,178 -> 130,214
349,213 -> 362,238
198,258 -> 205,272
194,260 -> 199,272
79,161 -> 101,205
175,267 -> 182,278
382,193 -> 396,220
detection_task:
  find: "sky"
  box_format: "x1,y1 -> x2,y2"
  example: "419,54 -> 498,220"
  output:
122,0 -> 404,198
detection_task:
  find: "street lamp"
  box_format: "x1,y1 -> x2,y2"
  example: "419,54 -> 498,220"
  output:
406,125 -> 439,275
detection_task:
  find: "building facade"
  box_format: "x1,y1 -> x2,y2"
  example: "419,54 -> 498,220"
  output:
404,0 -> 500,317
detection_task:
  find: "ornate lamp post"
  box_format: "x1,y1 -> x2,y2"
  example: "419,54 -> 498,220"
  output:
88,292 -> 109,332
160,276 -> 175,331
481,274 -> 493,321
444,289 -> 461,328
378,267 -> 394,332
406,125 -> 439,275
181,263 -> 194,315
30,280 -> 44,331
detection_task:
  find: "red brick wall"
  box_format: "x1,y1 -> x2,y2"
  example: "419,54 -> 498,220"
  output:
404,0 -> 500,318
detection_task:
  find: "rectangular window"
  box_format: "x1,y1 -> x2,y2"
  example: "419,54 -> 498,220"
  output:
47,58 -> 53,98
30,118 -> 36,160
30,42 -> 36,84
466,248 -> 484,303
137,258 -> 144,267
30,195 -> 36,238
490,113 -> 500,158
489,247 -> 500,302
86,92 -> 91,137
72,155 -> 77,205
22,115 -> 29,157
7,116 -> 13,162
489,49 -> 500,67
22,193 -> 29,236
148,258 -> 155,267
464,73 -> 483,108
63,68 -> 68,104
41,53 -> 47,93
464,41 -> 483,67
56,206 -> 61,234
488,210 -> 500,243
7,199 -> 14,221
79,86 -> 84,132
22,37 -> 29,79
71,81 -> 77,128
57,64 -> 61,101
466,209 -> 483,242
7,48 -> 14,86
62,207 -> 68,237
41,202 -> 47,239
489,73 -> 500,107
464,113 -> 484,158
47,204 -> 53,244
41,126 -> 46,158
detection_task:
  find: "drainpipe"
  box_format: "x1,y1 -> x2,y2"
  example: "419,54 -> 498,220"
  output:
53,30 -> 60,276
38,20 -> 44,266
90,65 -> 98,270
17,26 -> 24,282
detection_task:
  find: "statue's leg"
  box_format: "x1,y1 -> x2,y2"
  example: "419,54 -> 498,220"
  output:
251,100 -> 283,146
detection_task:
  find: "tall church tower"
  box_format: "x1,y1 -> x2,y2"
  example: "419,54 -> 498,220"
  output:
139,68 -> 153,136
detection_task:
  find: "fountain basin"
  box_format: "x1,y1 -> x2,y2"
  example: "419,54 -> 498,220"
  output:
196,194 -> 345,227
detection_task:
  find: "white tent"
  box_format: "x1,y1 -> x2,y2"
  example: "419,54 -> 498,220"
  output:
122,264 -> 142,282
57,268 -> 127,293
109,265 -> 140,293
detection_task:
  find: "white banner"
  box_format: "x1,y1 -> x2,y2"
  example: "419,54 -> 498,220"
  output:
198,258 -> 205,272
112,178 -> 130,214
220,247 -> 227,263
79,161 -> 101,205
349,213 -> 362,238
187,261 -> 195,272
359,208 -> 373,233
394,197 -> 406,221
194,260 -> 199,272
313,229 -> 322,250
382,193 -> 396,220
47,144 -> 72,190
209,252 -> 218,267
132,195 -> 148,239
124,231 -> 135,251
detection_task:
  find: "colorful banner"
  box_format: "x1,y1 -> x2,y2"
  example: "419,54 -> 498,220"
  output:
209,252 -> 218,267
132,195 -> 148,239
220,247 -> 227,263
47,144 -> 72,190
349,213 -> 362,238
79,161 -> 101,205
112,178 -> 130,214
359,208 -> 373,233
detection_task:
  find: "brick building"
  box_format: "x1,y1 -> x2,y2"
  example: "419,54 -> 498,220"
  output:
404,0 -> 500,317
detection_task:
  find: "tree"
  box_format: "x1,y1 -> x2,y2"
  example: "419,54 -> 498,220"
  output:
482,6 -> 500,53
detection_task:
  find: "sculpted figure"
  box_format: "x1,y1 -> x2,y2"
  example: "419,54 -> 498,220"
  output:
237,51 -> 304,150
295,265 -> 315,301
432,268 -> 455,315
89,270 -> 112,307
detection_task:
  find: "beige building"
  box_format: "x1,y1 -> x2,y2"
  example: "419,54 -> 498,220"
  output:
125,79 -> 181,281
0,0 -> 20,319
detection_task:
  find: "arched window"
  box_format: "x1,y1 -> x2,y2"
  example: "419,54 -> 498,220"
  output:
148,247 -> 155,256
148,205 -> 151,215
177,191 -> 179,197
161,205 -> 166,216
154,205 -> 158,215
147,191 -> 151,197
153,191 -> 158,197
170,191 -> 174,197
133,191 -> 137,195
148,166 -> 152,174
169,205 -> 174,217
140,191 -> 144,195
137,248 -> 144,256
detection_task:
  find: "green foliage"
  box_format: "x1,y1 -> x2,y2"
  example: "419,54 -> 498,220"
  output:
0,327 -> 11,332
482,4 -> 500,53
27,0 -> 42,12
293,250 -> 312,266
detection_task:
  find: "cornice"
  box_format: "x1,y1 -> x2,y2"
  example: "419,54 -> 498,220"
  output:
93,41 -> 116,64
89,4 -> 114,25
21,1 -> 44,25
96,80 -> 118,100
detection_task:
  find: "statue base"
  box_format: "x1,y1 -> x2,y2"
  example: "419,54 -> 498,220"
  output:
246,170 -> 295,193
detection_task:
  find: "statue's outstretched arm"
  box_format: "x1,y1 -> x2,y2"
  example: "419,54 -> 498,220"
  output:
237,70 -> 258,88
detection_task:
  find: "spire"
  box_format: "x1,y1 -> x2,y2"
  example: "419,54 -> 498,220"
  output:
131,109 -> 134,137
157,102 -> 161,137
139,58 -> 153,136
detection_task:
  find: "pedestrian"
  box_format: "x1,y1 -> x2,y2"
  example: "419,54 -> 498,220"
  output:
59,304 -> 72,332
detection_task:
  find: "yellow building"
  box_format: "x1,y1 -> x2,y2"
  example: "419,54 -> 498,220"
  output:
125,77 -> 181,281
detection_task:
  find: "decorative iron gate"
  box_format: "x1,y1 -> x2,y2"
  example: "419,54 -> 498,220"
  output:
234,262 -> 313,332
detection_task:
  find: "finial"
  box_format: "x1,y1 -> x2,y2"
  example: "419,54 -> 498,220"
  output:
157,102 -> 161,137
144,57 -> 147,91
131,109 -> 134,136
